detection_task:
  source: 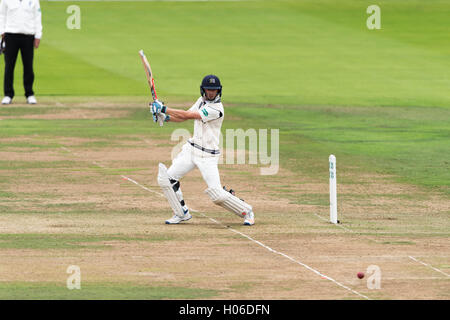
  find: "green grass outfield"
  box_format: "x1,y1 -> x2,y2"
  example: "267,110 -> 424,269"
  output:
0,1 -> 449,299
8,0 -> 450,107
1,0 -> 449,192
0,282 -> 217,299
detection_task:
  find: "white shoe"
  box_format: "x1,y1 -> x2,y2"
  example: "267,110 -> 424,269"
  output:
165,212 -> 192,224
1,96 -> 12,104
27,95 -> 37,104
243,210 -> 255,226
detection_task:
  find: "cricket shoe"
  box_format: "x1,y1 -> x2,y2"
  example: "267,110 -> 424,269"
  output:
27,96 -> 37,104
243,210 -> 255,226
1,96 -> 12,104
165,212 -> 192,224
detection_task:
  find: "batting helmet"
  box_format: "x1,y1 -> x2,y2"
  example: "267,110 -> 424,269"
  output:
200,75 -> 222,99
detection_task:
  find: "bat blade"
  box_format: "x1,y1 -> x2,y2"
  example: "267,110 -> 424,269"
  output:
139,50 -> 158,101
139,50 -> 163,126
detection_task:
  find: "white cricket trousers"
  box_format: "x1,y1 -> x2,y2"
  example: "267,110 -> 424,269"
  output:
167,143 -> 221,189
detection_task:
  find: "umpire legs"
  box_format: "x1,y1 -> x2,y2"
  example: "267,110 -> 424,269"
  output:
21,35 -> 35,97
3,33 -> 35,98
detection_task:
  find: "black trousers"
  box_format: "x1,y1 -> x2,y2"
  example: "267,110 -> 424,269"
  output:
3,33 -> 35,98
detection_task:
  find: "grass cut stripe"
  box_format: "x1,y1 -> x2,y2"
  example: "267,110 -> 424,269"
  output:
0,282 -> 218,300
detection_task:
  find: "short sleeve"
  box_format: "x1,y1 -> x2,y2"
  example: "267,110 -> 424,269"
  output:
198,104 -> 223,122
188,98 -> 202,112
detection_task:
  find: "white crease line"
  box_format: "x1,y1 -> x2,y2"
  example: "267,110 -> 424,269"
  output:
408,256 -> 450,278
314,211 -> 450,278
124,178 -> 370,300
62,146 -> 106,169
313,213 -> 417,245
380,277 -> 446,280
315,214 -> 447,235
92,160 -> 106,168
223,220 -> 370,300
315,214 -> 448,235
60,145 -> 370,300
313,213 -> 355,233
120,175 -> 164,197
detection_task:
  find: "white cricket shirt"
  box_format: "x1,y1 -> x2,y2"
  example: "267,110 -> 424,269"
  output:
187,96 -> 224,158
0,0 -> 42,39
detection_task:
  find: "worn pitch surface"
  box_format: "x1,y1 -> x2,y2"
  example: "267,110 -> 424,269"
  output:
0,100 -> 448,299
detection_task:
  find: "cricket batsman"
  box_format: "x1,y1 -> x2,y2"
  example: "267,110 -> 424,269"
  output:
150,75 -> 255,226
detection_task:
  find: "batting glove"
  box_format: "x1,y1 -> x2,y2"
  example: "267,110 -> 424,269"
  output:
151,100 -> 166,114
163,114 -> 170,122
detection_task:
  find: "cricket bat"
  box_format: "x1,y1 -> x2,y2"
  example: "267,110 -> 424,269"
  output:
139,50 -> 164,126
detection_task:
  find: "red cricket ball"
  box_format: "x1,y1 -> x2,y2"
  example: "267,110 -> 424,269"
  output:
357,272 -> 365,279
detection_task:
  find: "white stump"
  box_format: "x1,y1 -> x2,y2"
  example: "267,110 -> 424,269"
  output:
329,155 -> 338,224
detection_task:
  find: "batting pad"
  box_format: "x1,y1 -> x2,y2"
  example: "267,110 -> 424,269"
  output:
205,187 -> 252,218
157,163 -> 185,218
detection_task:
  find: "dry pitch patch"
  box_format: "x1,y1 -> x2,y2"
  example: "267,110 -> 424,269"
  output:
0,100 -> 448,299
